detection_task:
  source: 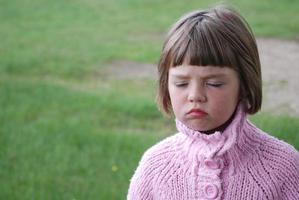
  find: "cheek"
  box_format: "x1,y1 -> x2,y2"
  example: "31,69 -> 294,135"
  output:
209,88 -> 239,109
208,90 -> 227,102
209,92 -> 237,122
169,89 -> 185,113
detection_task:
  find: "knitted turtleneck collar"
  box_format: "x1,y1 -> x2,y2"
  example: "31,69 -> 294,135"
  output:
175,103 -> 247,158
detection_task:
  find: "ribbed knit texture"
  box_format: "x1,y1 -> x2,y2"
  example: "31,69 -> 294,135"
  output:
127,105 -> 299,199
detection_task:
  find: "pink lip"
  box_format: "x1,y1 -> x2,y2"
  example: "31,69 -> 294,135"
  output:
187,108 -> 207,118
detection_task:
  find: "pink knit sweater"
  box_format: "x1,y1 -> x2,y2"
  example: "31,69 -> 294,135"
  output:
127,106 -> 299,199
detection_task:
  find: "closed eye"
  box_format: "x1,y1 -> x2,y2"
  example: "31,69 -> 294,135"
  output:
175,82 -> 188,87
206,82 -> 224,87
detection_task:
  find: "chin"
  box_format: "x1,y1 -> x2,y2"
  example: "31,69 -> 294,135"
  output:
186,121 -> 209,131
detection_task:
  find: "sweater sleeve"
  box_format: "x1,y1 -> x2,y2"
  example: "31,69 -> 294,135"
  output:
127,150 -> 155,200
280,147 -> 299,200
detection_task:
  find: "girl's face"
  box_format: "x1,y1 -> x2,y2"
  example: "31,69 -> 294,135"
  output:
168,65 -> 240,131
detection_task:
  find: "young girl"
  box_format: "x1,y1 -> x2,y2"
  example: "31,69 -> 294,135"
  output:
127,6 -> 299,200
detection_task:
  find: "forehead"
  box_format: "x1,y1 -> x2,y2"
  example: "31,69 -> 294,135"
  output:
169,65 -> 237,78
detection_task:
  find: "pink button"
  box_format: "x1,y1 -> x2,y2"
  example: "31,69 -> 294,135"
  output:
204,159 -> 221,169
204,184 -> 219,199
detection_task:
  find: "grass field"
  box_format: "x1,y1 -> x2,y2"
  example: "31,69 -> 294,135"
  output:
1,0 -> 299,199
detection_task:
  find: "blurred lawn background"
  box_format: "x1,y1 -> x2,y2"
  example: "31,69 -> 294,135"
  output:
1,0 -> 299,199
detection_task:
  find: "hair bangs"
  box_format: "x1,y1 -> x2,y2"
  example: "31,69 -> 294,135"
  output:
171,21 -> 237,69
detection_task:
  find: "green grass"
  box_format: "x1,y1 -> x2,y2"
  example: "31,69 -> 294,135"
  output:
0,77 -> 169,199
250,114 -> 299,146
1,0 -> 299,79
1,0 -> 299,199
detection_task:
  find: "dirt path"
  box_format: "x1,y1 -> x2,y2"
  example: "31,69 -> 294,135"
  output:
104,38 -> 299,117
258,38 -> 299,117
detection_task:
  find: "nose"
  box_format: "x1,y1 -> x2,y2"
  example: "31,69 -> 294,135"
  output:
187,83 -> 207,103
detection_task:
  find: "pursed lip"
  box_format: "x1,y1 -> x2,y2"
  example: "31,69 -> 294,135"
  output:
187,108 -> 208,118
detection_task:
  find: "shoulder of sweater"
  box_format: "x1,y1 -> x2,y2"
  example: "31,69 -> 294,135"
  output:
244,120 -> 298,157
247,121 -> 299,175
128,134 -> 182,198
256,128 -> 298,160
141,133 -> 184,161
136,133 -> 187,170
127,133 -> 187,198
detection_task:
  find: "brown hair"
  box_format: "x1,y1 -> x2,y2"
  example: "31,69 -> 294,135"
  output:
157,6 -> 262,115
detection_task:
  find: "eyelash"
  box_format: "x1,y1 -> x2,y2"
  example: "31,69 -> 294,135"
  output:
175,83 -> 188,87
206,82 -> 224,88
175,82 -> 224,88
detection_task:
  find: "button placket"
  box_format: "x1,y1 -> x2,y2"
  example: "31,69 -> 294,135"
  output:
194,155 -> 223,199
200,157 -> 223,199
